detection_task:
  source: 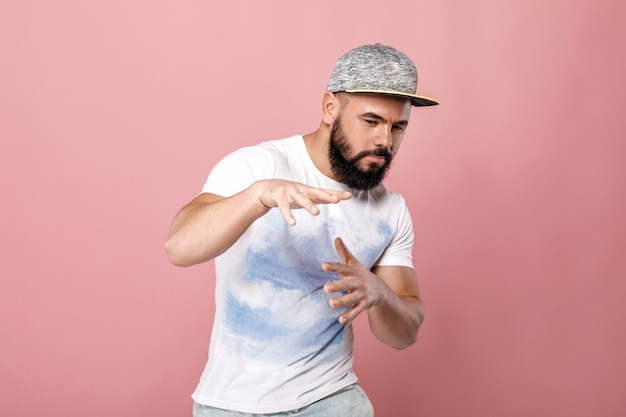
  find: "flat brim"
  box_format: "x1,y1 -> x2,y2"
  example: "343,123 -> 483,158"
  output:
344,89 -> 439,107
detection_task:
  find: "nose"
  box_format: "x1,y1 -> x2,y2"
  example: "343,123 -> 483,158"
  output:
375,126 -> 393,148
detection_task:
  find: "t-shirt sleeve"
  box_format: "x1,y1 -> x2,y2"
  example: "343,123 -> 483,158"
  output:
201,145 -> 276,197
375,195 -> 415,268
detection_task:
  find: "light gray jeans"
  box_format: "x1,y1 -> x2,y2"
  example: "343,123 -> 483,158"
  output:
192,384 -> 374,417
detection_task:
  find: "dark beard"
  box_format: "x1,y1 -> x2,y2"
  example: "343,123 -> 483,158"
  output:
328,119 -> 393,190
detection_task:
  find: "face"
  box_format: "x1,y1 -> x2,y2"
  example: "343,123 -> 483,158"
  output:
328,93 -> 412,190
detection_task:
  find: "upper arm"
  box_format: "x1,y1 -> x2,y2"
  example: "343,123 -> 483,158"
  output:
372,265 -> 421,300
186,192 -> 224,207
165,192 -> 227,266
170,192 -> 224,229
370,264 -> 425,345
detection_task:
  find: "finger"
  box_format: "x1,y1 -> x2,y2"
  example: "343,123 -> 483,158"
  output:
279,206 -> 296,225
275,194 -> 297,226
310,189 -> 352,205
321,261 -> 355,285
328,290 -> 359,308
327,190 -> 353,203
289,190 -> 320,215
338,301 -> 367,325
334,237 -> 356,264
323,275 -> 356,293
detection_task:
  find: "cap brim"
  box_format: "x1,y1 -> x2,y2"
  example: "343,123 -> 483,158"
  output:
344,89 -> 439,107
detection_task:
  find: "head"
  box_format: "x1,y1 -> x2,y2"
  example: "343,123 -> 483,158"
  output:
327,92 -> 410,190
323,44 -> 438,190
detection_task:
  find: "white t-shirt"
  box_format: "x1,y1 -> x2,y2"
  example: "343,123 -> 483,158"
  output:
192,135 -> 415,413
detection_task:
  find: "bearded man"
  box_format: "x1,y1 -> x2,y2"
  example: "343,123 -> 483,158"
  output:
165,43 -> 438,417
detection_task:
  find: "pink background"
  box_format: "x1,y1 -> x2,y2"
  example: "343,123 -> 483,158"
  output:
2,1 -> 625,416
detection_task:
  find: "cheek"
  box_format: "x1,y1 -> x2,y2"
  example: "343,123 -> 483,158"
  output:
345,125 -> 371,148
391,136 -> 404,153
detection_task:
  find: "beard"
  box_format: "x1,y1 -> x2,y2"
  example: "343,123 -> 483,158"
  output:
328,118 -> 393,190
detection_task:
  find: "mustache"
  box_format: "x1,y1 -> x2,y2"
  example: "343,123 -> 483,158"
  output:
352,147 -> 392,162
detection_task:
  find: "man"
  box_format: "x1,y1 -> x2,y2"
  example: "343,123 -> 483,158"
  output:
165,43 -> 438,416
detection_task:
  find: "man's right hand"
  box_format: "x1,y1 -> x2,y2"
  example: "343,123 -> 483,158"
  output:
256,179 -> 352,226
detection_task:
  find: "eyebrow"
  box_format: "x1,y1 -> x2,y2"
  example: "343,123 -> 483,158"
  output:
360,112 -> 409,127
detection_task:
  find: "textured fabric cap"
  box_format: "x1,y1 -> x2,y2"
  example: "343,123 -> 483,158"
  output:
327,43 -> 438,107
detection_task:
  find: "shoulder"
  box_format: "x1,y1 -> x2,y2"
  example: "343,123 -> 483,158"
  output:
229,135 -> 302,165
215,136 -> 299,169
202,136 -> 302,196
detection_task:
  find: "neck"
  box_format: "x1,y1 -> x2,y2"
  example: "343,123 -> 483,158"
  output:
303,124 -> 335,180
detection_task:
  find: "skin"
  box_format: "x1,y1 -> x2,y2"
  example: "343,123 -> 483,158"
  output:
165,92 -> 424,349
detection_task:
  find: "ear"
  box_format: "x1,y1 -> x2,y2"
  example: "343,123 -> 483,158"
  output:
322,92 -> 338,125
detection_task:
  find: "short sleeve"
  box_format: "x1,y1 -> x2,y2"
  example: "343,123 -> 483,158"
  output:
375,196 -> 415,268
201,145 -> 276,197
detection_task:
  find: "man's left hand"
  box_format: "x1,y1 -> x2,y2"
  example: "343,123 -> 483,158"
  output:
322,237 -> 389,324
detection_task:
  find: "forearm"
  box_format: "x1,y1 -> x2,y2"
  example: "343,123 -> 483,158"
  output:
166,179 -> 351,267
165,184 -> 269,267
367,291 -> 424,349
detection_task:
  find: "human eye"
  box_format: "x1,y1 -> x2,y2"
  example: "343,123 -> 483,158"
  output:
361,113 -> 384,127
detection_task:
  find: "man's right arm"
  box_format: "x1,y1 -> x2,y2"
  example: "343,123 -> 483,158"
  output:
165,179 -> 351,267
165,183 -> 269,267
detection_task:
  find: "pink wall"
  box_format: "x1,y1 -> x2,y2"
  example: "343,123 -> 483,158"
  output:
2,1 -> 625,416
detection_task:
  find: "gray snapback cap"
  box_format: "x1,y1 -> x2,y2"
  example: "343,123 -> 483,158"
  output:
327,43 -> 438,107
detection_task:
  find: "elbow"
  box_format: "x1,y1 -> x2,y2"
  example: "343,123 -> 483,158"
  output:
397,302 -> 425,349
165,233 -> 221,267
164,237 -> 193,267
392,313 -> 424,350
391,332 -> 419,350
375,320 -> 421,350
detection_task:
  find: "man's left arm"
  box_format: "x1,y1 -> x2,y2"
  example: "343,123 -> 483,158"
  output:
323,237 -> 424,349
367,264 -> 424,349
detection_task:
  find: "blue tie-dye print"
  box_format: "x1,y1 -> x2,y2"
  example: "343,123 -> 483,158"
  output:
221,208 -> 393,362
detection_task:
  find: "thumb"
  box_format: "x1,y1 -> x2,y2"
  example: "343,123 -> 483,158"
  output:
334,237 -> 354,264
